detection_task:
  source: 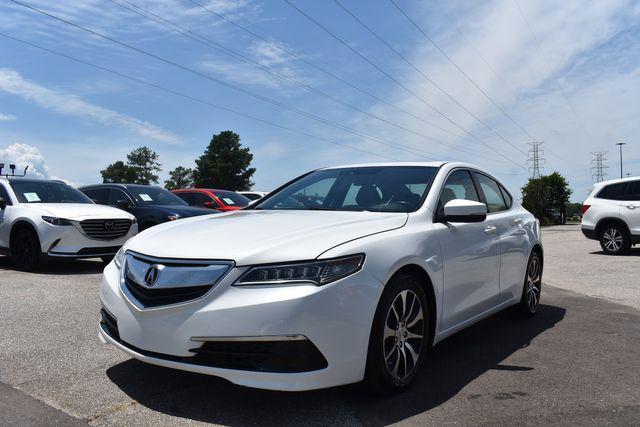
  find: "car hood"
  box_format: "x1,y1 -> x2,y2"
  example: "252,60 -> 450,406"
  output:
23,203 -> 134,220
126,210 -> 408,265
150,205 -> 215,217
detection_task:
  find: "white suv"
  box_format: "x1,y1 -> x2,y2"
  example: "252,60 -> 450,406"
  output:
0,177 -> 138,271
581,177 -> 640,254
99,162 -> 542,393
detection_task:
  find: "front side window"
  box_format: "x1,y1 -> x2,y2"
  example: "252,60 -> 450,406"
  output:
213,191 -> 250,207
10,180 -> 92,204
255,166 -> 438,212
194,192 -> 216,207
473,172 -> 508,213
438,170 -> 479,211
126,186 -> 188,206
107,189 -> 132,206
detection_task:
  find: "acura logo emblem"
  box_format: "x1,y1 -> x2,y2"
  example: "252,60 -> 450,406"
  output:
104,220 -> 115,231
144,265 -> 161,287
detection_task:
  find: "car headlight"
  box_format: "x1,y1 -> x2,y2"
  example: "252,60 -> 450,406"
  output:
42,216 -> 73,226
167,214 -> 180,221
235,254 -> 364,286
114,247 -> 125,269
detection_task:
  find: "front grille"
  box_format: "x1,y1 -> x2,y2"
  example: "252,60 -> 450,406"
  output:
80,219 -> 132,240
123,276 -> 212,308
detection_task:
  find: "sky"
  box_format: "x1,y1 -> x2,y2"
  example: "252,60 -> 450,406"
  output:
0,0 -> 639,201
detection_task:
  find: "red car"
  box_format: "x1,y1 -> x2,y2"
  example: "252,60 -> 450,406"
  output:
172,189 -> 251,212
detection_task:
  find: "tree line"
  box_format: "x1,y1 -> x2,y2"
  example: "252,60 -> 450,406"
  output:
100,131 -> 256,191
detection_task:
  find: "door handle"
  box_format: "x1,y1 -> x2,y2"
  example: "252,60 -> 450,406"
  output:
627,205 -> 636,210
484,225 -> 497,235
514,217 -> 522,224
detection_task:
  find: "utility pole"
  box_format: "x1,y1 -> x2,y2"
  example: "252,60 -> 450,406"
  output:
590,151 -> 608,183
527,142 -> 545,179
615,142 -> 626,179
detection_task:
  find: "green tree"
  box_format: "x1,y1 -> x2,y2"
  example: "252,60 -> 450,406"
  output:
521,172 -> 573,223
127,146 -> 161,185
164,166 -> 194,190
193,131 -> 255,190
100,161 -> 139,184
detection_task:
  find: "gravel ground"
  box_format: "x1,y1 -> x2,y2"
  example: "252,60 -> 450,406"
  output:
0,225 -> 639,425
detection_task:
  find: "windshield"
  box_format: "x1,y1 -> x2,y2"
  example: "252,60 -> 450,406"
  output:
10,180 -> 92,204
127,186 -> 188,206
214,191 -> 251,207
255,166 -> 438,212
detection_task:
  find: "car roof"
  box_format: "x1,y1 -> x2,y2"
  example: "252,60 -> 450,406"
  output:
173,188 -> 228,193
1,177 -> 65,184
322,161 -> 447,169
79,183 -> 160,189
593,176 -> 640,189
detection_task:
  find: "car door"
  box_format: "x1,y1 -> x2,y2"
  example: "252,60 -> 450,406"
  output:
621,180 -> 640,236
434,169 -> 501,331
472,172 -> 528,301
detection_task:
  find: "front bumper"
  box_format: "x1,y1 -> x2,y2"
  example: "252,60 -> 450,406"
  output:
99,259 -> 383,391
40,222 -> 137,258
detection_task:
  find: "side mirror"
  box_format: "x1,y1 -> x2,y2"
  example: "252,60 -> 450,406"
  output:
203,201 -> 216,209
116,199 -> 131,209
0,197 -> 6,210
443,199 -> 487,223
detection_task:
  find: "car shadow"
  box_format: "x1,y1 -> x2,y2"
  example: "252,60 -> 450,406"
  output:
106,303 -> 565,425
589,248 -> 640,257
0,256 -> 105,275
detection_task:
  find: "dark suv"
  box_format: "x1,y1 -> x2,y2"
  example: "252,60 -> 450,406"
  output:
79,184 -> 215,231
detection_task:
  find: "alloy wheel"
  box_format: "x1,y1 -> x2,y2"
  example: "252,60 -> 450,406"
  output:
383,290 -> 424,381
526,256 -> 542,312
602,228 -> 623,252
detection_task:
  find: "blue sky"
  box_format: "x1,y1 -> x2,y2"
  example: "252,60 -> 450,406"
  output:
1,0 -> 639,201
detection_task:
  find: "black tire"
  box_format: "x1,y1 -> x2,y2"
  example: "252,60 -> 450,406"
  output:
11,228 -> 41,272
599,223 -> 631,255
364,273 -> 429,394
516,252 -> 542,317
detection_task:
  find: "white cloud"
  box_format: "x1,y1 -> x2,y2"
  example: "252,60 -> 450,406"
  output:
0,68 -> 181,144
0,113 -> 16,121
0,143 -> 50,179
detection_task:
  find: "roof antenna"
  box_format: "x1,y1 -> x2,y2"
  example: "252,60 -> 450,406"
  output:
9,164 -> 15,176
23,165 -> 29,176
0,163 -> 4,175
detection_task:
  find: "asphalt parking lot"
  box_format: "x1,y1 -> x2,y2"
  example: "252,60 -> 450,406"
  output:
1,225 -> 639,426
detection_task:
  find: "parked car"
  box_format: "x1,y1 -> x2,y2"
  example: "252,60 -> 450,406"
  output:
0,177 -> 137,271
172,188 -> 250,212
98,162 -> 542,393
581,176 -> 640,254
79,184 -> 214,231
238,191 -> 268,202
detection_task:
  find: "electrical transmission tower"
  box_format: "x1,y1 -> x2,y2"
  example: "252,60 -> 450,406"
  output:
591,151 -> 608,182
527,142 -> 545,178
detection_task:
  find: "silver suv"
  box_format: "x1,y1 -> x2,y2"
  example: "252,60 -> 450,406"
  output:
581,177 -> 640,254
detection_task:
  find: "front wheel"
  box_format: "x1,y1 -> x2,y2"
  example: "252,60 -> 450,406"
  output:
12,228 -> 41,272
517,252 -> 542,317
364,273 -> 428,393
599,224 -> 630,255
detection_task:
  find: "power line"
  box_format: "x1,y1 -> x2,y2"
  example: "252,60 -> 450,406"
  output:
590,151 -> 608,182
0,31 -> 398,161
7,0 -> 449,161
283,0 -> 526,170
333,0 -> 527,157
527,142 -> 545,178
184,0 -> 464,140
388,0 -> 536,144
106,0 -> 495,161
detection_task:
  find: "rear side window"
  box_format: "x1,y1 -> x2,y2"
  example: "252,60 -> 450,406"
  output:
597,183 -> 628,200
628,181 -> 640,201
499,185 -> 513,209
0,183 -> 12,205
473,172 -> 507,213
175,192 -> 195,205
82,188 -> 109,204
194,192 -> 215,207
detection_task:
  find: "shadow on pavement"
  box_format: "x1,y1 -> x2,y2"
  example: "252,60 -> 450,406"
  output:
0,256 -> 105,275
106,303 -> 565,425
589,248 -> 640,257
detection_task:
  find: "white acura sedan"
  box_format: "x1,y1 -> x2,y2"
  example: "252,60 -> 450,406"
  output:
98,162 -> 542,393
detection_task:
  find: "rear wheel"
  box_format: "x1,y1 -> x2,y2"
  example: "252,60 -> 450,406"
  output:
599,224 -> 630,255
11,228 -> 41,272
365,273 -> 428,393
